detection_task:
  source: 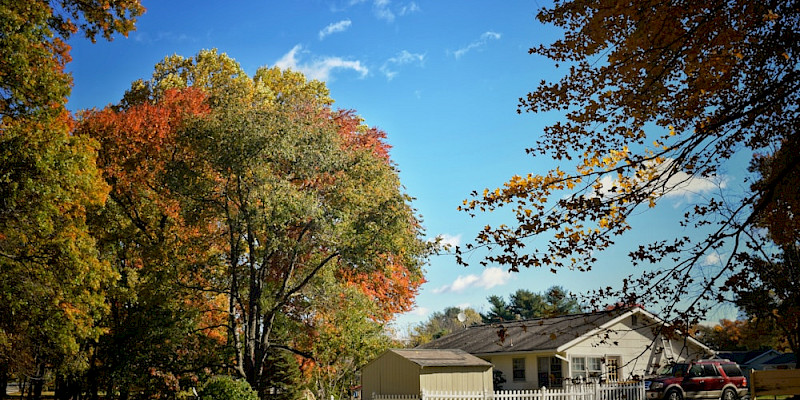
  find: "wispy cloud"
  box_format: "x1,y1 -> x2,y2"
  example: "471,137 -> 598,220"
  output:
432,267 -> 511,294
319,19 -> 352,40
275,45 -> 368,82
374,0 -> 395,21
134,31 -> 191,44
399,2 -> 420,16
452,31 -> 501,59
372,0 -> 418,22
380,50 -> 425,80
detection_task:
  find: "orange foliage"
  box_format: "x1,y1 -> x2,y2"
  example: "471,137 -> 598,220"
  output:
79,88 -> 209,200
334,110 -> 391,161
339,260 -> 425,322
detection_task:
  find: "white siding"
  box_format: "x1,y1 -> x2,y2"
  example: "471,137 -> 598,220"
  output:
564,315 -> 709,380
485,354 -> 565,390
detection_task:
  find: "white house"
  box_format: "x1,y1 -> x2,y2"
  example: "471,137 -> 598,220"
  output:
418,307 -> 713,390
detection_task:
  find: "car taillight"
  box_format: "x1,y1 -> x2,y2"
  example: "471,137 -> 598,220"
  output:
742,377 -> 747,388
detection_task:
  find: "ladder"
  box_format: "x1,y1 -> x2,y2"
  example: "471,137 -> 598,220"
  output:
661,335 -> 676,362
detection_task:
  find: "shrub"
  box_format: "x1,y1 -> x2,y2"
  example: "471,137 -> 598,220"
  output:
200,376 -> 259,400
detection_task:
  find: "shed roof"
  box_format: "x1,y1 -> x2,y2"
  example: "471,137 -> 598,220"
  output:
418,307 -> 710,356
389,348 -> 492,368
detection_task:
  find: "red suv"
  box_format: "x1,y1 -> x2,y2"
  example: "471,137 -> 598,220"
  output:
645,360 -> 748,400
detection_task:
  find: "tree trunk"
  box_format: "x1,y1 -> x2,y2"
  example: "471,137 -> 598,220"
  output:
0,362 -> 9,399
55,373 -> 83,400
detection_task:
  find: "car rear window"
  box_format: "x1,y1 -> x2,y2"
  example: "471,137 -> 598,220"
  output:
721,364 -> 743,377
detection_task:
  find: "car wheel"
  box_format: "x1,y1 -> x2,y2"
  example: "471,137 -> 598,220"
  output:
666,389 -> 683,400
722,388 -> 738,400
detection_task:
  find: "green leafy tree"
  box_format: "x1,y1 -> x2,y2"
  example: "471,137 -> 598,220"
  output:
482,287 -> 582,322
0,1 -> 143,397
409,307 -> 482,346
457,0 -> 800,330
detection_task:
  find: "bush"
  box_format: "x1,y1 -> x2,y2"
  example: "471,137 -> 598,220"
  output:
200,376 -> 259,400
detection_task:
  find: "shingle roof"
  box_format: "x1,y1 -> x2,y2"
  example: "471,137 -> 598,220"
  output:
389,348 -> 492,367
716,350 -> 777,365
418,309 -> 631,355
763,353 -> 797,365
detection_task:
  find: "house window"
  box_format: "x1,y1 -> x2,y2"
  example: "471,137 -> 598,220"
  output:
513,358 -> 526,381
537,357 -> 563,387
631,315 -> 638,325
571,357 -> 603,380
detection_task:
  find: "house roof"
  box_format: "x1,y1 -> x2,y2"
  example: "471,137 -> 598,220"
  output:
762,353 -> 797,365
388,348 -> 492,368
716,350 -> 780,365
419,309 -> 628,355
418,307 -> 712,356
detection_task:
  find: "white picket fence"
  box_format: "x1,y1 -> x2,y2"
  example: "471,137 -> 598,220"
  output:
372,382 -> 645,400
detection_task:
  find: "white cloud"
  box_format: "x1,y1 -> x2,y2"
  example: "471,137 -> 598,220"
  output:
701,252 -> 721,266
432,267 -> 511,294
380,50 -> 425,80
452,31 -> 502,59
407,306 -> 429,316
319,19 -> 352,40
662,170 -> 726,199
435,233 -> 462,248
590,158 -> 726,201
275,45 -> 368,82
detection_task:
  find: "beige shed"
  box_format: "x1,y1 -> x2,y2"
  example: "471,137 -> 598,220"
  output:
361,349 -> 493,399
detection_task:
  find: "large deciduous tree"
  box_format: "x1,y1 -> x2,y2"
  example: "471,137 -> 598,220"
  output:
458,0 -> 799,329
76,87 -> 226,399
81,50 -> 429,397
0,1 -> 143,396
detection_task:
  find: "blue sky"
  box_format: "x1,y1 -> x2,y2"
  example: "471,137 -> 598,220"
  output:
66,0 -> 742,335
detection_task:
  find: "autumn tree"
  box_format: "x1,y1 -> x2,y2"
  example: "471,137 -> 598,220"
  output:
0,1 -> 143,397
110,50 -> 429,397
721,130 -> 800,362
458,0 -> 800,331
301,271 -> 398,400
694,318 -> 785,352
75,87 -> 228,399
728,244 -> 800,357
409,307 -> 482,347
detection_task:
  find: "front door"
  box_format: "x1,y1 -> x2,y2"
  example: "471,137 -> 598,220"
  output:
537,357 -> 563,388
606,357 -> 620,382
